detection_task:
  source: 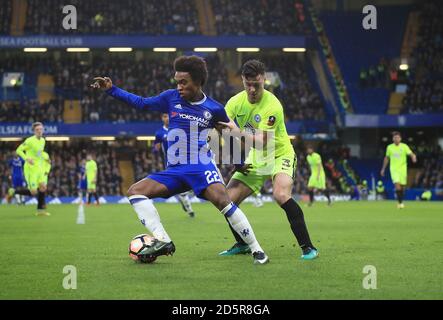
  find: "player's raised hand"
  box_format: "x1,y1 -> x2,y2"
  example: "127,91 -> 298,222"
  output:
90,77 -> 112,90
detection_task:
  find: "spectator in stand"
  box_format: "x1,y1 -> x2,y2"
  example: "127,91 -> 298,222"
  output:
1,51 -> 325,122
212,0 -> 309,35
24,0 -> 199,35
0,0 -> 12,35
401,0 -> 443,114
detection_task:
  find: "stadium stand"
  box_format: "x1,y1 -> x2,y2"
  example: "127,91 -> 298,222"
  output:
244,55 -> 326,121
0,0 -> 12,35
401,0 -> 443,114
0,99 -> 64,123
0,141 -> 123,198
24,0 -> 200,35
320,6 -> 410,114
1,51 -> 327,122
211,0 -> 308,35
412,141 -> 443,189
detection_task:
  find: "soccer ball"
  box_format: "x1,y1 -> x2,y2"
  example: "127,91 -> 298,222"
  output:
129,234 -> 157,263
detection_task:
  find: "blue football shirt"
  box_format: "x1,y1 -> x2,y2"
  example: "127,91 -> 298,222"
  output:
106,86 -> 229,166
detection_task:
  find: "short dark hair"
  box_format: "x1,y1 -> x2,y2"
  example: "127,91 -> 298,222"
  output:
392,131 -> 401,137
241,59 -> 266,78
32,122 -> 43,130
173,55 -> 208,86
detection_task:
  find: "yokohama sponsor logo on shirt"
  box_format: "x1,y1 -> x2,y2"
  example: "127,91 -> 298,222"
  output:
178,113 -> 210,126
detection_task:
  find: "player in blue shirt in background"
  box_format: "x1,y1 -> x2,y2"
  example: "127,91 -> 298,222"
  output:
91,55 -> 268,264
7,151 -> 26,204
77,159 -> 87,204
154,113 -> 195,218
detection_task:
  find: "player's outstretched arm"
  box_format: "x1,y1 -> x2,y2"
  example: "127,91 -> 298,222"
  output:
409,152 -> 417,163
91,76 -> 167,111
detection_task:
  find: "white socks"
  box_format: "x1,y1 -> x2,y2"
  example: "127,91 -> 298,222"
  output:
177,192 -> 193,213
221,202 -> 263,253
128,195 -> 172,243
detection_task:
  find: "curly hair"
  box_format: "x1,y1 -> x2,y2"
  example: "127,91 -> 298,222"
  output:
173,55 -> 208,86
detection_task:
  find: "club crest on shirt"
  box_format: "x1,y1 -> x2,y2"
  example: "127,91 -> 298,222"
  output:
254,114 -> 261,122
203,110 -> 212,120
267,116 -> 276,126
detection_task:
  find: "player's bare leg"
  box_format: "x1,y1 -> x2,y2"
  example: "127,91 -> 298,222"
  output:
219,179 -> 254,255
127,178 -> 176,259
272,173 -> 318,260
202,182 -> 268,264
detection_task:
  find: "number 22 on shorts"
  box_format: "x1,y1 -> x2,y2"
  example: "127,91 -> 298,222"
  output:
205,170 -> 221,184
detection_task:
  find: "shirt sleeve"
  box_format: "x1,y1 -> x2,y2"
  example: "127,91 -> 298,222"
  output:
213,105 -> 230,124
405,144 -> 412,155
224,98 -> 236,120
154,130 -> 162,145
385,146 -> 391,158
16,139 -> 29,160
106,85 -> 170,113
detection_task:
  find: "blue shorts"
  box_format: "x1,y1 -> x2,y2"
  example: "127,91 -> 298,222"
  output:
12,175 -> 26,188
146,162 -> 224,198
77,179 -> 87,190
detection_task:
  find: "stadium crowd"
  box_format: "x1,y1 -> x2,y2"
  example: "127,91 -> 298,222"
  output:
0,99 -> 64,123
0,0 -> 12,35
24,0 -> 199,35
412,142 -> 443,189
212,0 -> 308,35
45,141 -> 123,197
261,55 -> 326,121
0,141 -> 122,199
402,0 -> 443,114
1,52 -> 326,122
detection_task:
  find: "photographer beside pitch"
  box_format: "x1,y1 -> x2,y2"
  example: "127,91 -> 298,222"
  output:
91,55 -> 269,264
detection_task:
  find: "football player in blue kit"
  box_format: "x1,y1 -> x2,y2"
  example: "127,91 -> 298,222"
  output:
77,159 -> 87,203
154,113 -> 196,218
91,55 -> 268,264
7,151 -> 26,204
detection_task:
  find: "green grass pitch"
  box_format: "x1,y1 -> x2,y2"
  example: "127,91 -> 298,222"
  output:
0,201 -> 442,299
